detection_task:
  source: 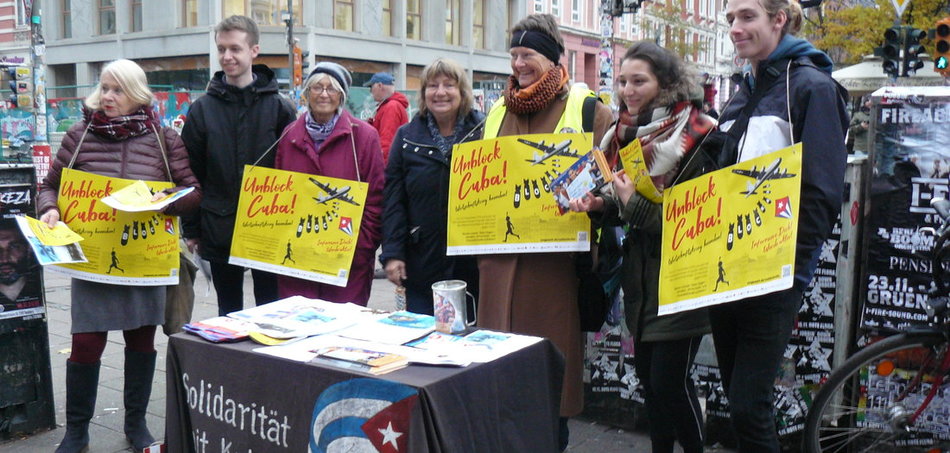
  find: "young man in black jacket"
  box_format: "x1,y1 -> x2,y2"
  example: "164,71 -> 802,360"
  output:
711,0 -> 848,451
181,15 -> 296,316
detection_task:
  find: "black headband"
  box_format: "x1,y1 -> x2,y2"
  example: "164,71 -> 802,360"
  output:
510,30 -> 563,64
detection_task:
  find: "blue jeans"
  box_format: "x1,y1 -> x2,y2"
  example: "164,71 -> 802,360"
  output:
210,261 -> 279,316
708,288 -> 802,453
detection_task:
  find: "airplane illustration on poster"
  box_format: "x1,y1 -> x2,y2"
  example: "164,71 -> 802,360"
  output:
310,178 -> 361,206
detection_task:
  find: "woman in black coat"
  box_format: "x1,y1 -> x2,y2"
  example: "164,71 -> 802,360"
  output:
380,58 -> 484,314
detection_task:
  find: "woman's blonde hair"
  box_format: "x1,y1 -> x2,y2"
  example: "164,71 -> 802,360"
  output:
417,58 -> 474,119
85,59 -> 154,111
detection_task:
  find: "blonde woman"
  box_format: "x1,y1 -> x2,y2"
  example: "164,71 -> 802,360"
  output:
37,59 -> 201,452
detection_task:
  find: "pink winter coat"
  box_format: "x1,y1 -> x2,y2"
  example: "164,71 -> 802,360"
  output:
274,110 -> 384,305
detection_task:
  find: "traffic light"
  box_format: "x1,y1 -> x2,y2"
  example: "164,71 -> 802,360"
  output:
3,68 -> 17,108
882,26 -> 902,78
292,45 -> 303,87
936,16 -> 950,76
902,27 -> 925,77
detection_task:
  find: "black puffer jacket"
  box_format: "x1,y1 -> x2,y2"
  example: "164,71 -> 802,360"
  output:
180,65 -> 297,262
38,122 -> 201,217
380,110 -> 484,312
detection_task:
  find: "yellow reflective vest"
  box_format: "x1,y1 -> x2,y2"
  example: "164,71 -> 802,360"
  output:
483,84 -> 595,139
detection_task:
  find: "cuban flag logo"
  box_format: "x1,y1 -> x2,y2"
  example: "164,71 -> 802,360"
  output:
164,217 -> 176,235
339,216 -> 354,236
774,196 -> 793,220
309,378 -> 418,453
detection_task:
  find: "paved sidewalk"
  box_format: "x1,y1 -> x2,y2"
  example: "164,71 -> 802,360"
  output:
0,268 -> 732,452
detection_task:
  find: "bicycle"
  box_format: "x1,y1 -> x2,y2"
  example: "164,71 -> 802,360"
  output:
802,198 -> 950,452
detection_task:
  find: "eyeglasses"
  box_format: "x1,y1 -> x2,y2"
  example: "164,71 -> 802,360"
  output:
310,85 -> 340,95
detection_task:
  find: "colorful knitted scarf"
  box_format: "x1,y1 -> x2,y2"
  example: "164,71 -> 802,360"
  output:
613,101 -> 716,190
503,65 -> 570,115
84,106 -> 159,141
306,111 -> 340,148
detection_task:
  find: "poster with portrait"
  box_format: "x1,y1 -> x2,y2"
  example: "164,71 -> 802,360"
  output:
859,87 -> 950,331
52,169 -> 179,285
658,144 -> 802,315
0,181 -> 44,321
229,166 -> 368,287
446,133 -> 592,255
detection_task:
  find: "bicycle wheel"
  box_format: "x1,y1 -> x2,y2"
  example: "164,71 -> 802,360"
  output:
802,332 -> 950,453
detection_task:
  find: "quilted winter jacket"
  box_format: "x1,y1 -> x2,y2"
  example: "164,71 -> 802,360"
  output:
38,123 -> 201,217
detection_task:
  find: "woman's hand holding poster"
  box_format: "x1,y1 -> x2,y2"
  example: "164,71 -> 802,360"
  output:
229,165 -> 368,287
658,143 -> 802,315
446,133 -> 592,255
54,168 -> 178,285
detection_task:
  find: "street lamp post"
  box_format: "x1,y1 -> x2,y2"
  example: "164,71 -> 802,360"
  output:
284,0 -> 294,91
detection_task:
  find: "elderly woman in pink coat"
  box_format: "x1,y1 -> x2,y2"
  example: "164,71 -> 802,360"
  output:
275,62 -> 384,305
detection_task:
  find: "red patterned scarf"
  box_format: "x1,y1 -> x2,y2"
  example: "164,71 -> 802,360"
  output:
503,65 -> 570,115
613,101 -> 716,190
84,106 -> 159,141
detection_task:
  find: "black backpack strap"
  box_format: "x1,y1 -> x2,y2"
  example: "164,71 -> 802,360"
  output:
582,95 -> 597,133
716,58 -> 790,167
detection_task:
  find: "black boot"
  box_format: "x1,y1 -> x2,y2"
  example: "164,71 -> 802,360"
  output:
56,360 -> 100,453
124,349 -> 157,450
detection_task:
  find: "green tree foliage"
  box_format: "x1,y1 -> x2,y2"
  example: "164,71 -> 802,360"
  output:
803,0 -> 948,65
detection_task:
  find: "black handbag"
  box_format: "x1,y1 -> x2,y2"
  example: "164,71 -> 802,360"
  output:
577,225 -> 624,332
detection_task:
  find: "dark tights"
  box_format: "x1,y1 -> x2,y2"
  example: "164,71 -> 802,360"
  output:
69,325 -> 156,364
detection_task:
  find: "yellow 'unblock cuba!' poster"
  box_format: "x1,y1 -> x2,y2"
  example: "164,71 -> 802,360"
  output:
658,144 -> 802,315
447,133 -> 592,255
53,169 -> 179,285
229,165 -> 367,287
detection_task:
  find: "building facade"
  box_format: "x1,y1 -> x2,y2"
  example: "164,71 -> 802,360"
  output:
0,0 -> 31,63
37,0 -> 530,96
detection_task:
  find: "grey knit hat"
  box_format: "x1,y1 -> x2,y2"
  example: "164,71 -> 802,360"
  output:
306,62 -> 352,94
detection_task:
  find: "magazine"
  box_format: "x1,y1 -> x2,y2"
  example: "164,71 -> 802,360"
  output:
14,215 -> 88,265
548,147 -> 614,214
312,346 -> 409,375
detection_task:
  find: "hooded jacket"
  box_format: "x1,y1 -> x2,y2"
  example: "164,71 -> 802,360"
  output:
180,65 -> 297,263
371,91 -> 409,163
718,35 -> 849,292
380,110 -> 484,311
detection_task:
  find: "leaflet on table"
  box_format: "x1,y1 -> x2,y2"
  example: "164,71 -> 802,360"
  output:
52,169 -> 179,285
229,165 -> 368,287
100,180 -> 196,212
446,133 -> 592,256
14,215 -> 88,265
252,335 -> 471,367
548,147 -> 613,214
225,295 -> 376,339
335,311 -> 436,345
406,330 -> 542,363
658,144 -> 802,315
182,316 -> 256,343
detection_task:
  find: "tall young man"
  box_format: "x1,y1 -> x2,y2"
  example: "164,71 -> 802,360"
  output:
181,15 -> 296,316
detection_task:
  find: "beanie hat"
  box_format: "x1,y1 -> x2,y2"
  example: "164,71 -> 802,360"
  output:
306,62 -> 352,94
